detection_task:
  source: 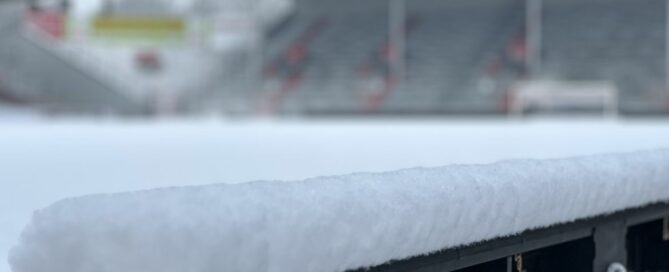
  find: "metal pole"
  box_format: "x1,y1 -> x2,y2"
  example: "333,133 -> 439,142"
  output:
254,0 -> 264,90
389,0 -> 406,79
526,0 -> 542,78
398,0 -> 406,80
246,0 -> 264,106
665,0 -> 669,94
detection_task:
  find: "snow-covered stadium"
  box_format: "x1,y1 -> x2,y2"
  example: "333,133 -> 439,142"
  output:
2,0 -> 669,272
0,0 -> 669,116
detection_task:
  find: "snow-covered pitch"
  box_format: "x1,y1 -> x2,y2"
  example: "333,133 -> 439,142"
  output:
9,149 -> 669,272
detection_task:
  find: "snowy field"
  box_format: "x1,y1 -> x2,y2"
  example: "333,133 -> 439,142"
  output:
2,119 -> 669,271
0,106 -> 40,122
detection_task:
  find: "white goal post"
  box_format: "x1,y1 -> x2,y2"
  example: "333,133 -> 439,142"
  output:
509,80 -> 619,117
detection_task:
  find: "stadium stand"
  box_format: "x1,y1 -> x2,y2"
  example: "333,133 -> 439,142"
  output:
0,1 -> 143,115
542,0 -> 668,115
254,0 -> 528,115
2,0 -> 669,116
266,2 -> 391,114
245,0 -> 669,116
384,0 -> 525,115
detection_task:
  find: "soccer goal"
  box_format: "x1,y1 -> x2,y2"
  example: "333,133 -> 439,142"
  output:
509,80 -> 619,117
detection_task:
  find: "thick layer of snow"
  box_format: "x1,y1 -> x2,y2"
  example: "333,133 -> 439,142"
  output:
9,149 -> 669,272
3,119 -> 669,272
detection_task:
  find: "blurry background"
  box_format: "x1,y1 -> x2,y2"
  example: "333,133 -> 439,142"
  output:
2,1 -> 669,272
0,0 -> 668,118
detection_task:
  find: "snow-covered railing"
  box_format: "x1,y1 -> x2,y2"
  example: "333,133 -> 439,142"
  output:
9,149 -> 669,272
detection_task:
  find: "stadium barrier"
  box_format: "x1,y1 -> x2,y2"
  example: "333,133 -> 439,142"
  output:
91,15 -> 186,45
357,203 -> 669,272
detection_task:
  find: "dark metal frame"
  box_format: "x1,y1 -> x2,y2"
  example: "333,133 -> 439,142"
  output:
351,202 -> 669,272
